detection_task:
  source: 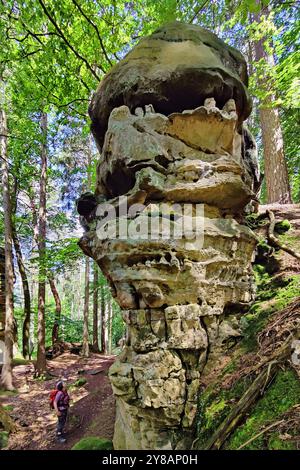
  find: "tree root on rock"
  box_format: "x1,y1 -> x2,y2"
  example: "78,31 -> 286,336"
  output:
267,210 -> 300,261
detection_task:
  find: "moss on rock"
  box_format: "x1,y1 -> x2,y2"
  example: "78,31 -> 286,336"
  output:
274,219 -> 291,234
72,437 -> 113,450
226,369 -> 300,450
196,375 -> 252,449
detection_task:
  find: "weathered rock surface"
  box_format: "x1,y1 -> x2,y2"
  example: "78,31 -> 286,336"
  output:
79,22 -> 259,450
94,102 -> 257,209
89,21 -> 252,150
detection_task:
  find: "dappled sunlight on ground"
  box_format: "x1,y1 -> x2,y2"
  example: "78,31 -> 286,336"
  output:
0,353 -> 115,450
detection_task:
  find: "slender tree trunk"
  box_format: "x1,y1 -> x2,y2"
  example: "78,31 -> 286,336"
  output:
253,10 -> 292,204
100,285 -> 106,354
108,299 -> 113,354
0,105 -> 14,390
81,138 -> 93,357
10,176 -> 31,359
49,277 -> 61,346
0,250 -> 5,344
81,257 -> 90,357
12,227 -> 31,359
35,112 -> 48,376
28,188 -> 39,249
92,263 -> 99,352
106,295 -> 111,354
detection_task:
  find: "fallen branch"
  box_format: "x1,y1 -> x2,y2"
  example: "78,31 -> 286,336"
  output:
237,419 -> 285,450
267,210 -> 300,261
204,362 -> 278,450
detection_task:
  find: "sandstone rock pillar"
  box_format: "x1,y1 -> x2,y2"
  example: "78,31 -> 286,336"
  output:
78,22 -> 259,450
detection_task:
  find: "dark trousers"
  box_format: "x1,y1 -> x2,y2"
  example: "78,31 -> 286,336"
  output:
56,410 -> 68,436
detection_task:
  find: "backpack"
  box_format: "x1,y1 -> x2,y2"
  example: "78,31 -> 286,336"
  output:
49,389 -> 70,410
49,389 -> 59,409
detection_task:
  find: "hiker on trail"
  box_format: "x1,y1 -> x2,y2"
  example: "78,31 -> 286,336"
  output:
53,381 -> 70,443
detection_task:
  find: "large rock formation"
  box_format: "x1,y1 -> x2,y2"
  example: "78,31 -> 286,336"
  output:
78,22 -> 259,450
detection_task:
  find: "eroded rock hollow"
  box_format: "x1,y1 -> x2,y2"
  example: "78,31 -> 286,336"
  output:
78,22 -> 259,450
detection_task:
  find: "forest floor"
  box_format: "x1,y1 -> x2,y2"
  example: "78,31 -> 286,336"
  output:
0,353 -> 116,450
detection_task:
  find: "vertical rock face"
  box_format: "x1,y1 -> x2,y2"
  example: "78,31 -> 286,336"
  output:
79,22 -> 259,450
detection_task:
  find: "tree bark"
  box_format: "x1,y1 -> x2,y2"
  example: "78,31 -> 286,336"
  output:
108,298 -> 113,354
81,257 -> 90,357
92,263 -> 99,352
81,137 -> 93,357
100,285 -> 106,354
10,180 -> 31,360
49,277 -> 61,346
35,111 -> 48,376
12,225 -> 31,359
253,10 -> 292,204
0,104 -> 15,390
106,295 -> 112,354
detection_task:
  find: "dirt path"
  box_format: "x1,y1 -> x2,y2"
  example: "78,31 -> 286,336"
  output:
0,353 -> 116,450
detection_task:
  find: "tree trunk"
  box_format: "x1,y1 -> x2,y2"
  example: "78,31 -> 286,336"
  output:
100,285 -> 106,354
108,299 -> 113,354
106,295 -> 111,354
253,10 -> 292,204
92,263 -> 99,352
12,227 -> 31,359
35,112 -> 48,376
49,277 -> 61,346
0,105 -> 15,390
81,137 -> 93,357
81,257 -> 90,357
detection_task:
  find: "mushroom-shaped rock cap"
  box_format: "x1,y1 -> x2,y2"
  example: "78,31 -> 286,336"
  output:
89,21 -> 252,150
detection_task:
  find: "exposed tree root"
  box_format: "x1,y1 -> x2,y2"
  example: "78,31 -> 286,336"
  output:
267,210 -> 300,261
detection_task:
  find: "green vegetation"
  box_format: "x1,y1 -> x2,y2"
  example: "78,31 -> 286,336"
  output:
0,431 -> 9,449
71,437 -> 113,450
73,378 -> 87,388
274,219 -> 291,234
3,405 -> 13,412
196,375 -> 253,449
0,390 -> 18,397
240,267 -> 300,351
227,370 -> 300,450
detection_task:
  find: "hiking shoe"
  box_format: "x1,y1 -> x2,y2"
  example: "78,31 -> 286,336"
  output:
57,436 -> 66,443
